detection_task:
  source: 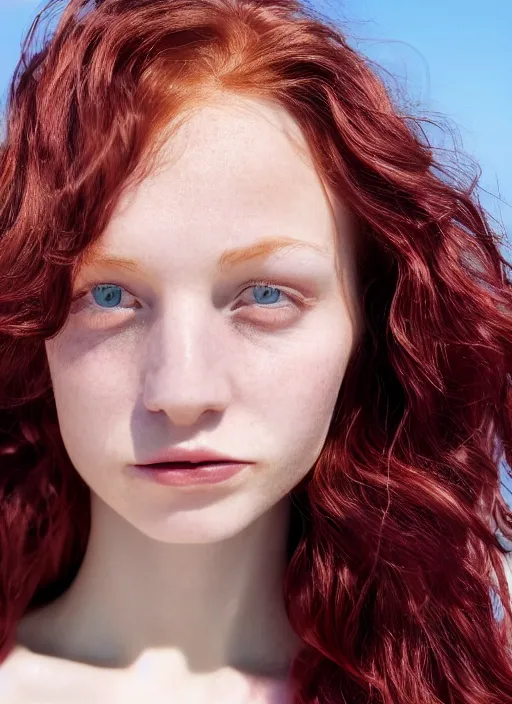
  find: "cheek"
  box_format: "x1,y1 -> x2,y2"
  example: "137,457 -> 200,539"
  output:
45,327 -> 139,400
239,315 -> 352,463
240,307 -> 352,416
258,352 -> 344,424
236,333 -> 350,502
44,334 -> 136,461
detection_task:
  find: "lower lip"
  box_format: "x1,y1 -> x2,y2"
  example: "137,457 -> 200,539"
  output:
131,462 -> 249,486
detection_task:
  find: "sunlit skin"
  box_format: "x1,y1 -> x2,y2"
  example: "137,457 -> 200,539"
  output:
12,94 -> 363,702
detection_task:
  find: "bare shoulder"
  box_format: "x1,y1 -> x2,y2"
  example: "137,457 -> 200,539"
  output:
0,607 -> 62,702
0,645 -> 34,703
0,644 -> 119,704
1,608 -> 102,703
0,644 -> 77,703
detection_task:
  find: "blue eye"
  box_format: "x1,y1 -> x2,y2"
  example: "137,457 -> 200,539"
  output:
91,284 -> 125,308
251,285 -> 283,305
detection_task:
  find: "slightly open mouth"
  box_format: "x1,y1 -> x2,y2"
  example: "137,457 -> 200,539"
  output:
146,460 -> 231,469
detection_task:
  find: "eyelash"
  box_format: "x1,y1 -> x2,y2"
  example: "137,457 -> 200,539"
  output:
70,278 -> 310,324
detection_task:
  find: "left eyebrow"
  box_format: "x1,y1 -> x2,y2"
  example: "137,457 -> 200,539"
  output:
218,237 -> 329,272
79,236 -> 330,274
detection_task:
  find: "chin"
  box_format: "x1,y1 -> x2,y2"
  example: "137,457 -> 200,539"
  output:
132,513 -> 255,545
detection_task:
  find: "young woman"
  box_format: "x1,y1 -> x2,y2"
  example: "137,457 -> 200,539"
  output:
0,0 -> 511,701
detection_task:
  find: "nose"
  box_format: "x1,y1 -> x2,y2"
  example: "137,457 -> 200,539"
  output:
141,303 -> 232,426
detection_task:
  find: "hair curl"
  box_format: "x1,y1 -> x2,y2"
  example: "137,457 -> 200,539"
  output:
1,0 -> 512,701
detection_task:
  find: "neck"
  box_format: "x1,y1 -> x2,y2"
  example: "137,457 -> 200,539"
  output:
17,493 -> 301,680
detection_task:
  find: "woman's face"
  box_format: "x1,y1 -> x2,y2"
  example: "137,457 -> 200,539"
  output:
44,94 -> 362,543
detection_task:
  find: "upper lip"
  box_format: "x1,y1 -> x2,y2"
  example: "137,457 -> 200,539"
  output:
136,446 -> 248,466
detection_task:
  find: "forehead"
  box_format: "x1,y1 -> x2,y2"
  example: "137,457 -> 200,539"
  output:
79,95 -> 356,293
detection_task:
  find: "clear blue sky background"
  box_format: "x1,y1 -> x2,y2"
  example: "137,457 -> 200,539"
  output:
1,0 -> 511,501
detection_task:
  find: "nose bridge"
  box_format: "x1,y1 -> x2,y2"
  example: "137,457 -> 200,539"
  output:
141,295 -> 231,423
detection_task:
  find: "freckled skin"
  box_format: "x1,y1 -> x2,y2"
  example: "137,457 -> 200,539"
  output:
13,94 -> 362,702
46,94 -> 361,545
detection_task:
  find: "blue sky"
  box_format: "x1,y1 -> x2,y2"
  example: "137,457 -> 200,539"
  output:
1,0 -> 511,500
334,0 -> 511,235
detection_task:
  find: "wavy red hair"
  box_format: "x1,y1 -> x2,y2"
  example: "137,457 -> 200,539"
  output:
1,0 -> 512,701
